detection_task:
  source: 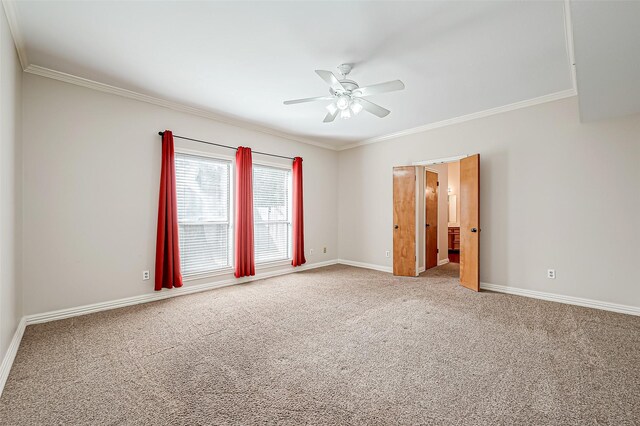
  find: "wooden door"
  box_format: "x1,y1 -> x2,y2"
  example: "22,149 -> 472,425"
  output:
425,170 -> 438,270
393,166 -> 417,276
460,154 -> 480,291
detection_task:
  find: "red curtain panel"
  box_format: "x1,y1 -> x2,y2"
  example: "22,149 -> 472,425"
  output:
235,147 -> 256,278
155,130 -> 183,291
291,157 -> 306,267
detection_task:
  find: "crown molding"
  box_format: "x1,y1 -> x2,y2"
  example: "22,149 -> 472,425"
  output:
338,88 -> 577,151
23,64 -> 339,151
8,0 -> 579,153
2,0 -> 28,69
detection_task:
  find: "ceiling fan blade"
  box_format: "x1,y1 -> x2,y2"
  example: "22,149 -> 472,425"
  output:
354,80 -> 405,97
283,95 -> 334,105
315,70 -> 346,91
359,98 -> 391,118
323,109 -> 339,123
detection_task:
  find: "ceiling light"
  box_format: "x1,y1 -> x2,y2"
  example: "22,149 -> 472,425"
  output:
336,95 -> 350,111
340,108 -> 352,119
326,103 -> 338,115
350,100 -> 363,115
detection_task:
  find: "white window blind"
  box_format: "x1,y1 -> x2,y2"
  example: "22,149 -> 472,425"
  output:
253,165 -> 292,264
175,153 -> 231,276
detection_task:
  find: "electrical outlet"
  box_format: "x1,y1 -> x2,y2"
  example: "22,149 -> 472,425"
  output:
385,250 -> 390,258
142,270 -> 150,280
323,247 -> 327,254
547,269 -> 556,279
309,248 -> 314,255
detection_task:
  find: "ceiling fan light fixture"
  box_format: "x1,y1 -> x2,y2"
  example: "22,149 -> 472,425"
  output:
326,102 -> 338,115
336,95 -> 351,110
350,100 -> 363,115
340,108 -> 352,119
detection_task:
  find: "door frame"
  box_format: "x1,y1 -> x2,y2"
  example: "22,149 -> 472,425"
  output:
412,154 -> 469,166
414,154 -> 476,287
421,167 -> 440,273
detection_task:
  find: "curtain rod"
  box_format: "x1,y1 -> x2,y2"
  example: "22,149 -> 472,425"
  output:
158,132 -> 297,161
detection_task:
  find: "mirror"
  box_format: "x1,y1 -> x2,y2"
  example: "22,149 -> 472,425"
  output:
448,195 -> 457,223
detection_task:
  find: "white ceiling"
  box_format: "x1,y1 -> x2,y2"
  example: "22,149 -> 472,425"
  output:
11,1 -> 574,148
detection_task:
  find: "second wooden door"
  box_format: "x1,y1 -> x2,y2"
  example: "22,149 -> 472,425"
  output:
425,170 -> 438,270
460,154 -> 480,291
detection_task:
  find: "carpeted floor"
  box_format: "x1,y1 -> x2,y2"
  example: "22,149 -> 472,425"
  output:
1,264 -> 639,425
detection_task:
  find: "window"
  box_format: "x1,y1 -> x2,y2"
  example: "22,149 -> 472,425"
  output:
175,153 -> 232,276
253,164 -> 292,264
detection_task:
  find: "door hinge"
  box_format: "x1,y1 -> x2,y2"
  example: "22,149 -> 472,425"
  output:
437,181 -> 439,186
437,249 -> 439,253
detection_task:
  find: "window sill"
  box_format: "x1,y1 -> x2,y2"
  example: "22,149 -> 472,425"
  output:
181,260 -> 293,282
256,259 -> 293,270
182,267 -> 235,282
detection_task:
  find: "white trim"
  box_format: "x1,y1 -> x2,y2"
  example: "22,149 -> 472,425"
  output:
25,260 -> 338,325
0,317 -> 26,397
438,258 -> 450,266
480,283 -> 640,317
1,0 -> 28,69
414,155 -> 469,166
336,259 -> 393,274
23,64 -> 338,152
338,89 -> 577,151
418,267 -> 426,273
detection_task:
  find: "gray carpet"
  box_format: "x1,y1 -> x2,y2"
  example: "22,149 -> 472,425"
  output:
1,264 -> 639,425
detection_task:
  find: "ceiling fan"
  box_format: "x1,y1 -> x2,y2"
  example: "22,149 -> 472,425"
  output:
283,64 -> 405,122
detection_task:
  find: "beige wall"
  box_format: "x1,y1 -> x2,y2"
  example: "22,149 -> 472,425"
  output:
22,74 -> 339,315
0,7 -> 23,365
338,96 -> 640,308
447,161 -> 460,227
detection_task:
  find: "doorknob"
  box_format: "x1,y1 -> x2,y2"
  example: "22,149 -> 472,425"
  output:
394,224 -> 399,229
471,228 -> 478,233
425,224 -> 430,227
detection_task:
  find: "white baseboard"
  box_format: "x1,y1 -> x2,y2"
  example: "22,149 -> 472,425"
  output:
25,259 -> 338,325
418,266 -> 426,273
480,282 -> 640,316
0,317 -> 26,397
336,259 -> 393,273
438,259 -> 450,266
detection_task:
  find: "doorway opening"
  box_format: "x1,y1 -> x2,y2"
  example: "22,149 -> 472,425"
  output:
392,154 -> 480,291
420,162 -> 461,275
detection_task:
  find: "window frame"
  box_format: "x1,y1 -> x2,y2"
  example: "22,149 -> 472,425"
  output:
174,147 -> 235,281
252,159 -> 294,267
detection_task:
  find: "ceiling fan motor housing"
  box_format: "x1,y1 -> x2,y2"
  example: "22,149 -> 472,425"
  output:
331,80 -> 359,97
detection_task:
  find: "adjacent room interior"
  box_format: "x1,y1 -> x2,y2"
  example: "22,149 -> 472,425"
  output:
0,1 -> 639,424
